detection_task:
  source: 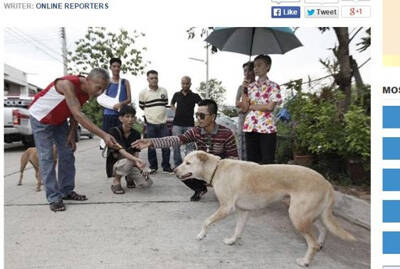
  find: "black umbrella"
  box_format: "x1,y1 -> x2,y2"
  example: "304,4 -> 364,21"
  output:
205,27 -> 302,57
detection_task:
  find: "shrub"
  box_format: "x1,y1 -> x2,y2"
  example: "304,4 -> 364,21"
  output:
341,105 -> 370,169
286,88 -> 345,155
276,121 -> 293,163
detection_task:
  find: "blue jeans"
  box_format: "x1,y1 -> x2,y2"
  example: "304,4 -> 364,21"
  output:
30,116 -> 76,204
146,123 -> 171,170
172,125 -> 195,166
102,114 -> 120,132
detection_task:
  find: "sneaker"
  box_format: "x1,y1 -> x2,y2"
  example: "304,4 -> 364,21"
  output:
163,167 -> 173,173
149,168 -> 157,174
190,189 -> 208,202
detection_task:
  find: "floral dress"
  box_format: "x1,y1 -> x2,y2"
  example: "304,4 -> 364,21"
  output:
243,79 -> 282,134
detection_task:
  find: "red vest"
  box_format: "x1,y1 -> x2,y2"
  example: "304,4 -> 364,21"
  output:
29,76 -> 89,125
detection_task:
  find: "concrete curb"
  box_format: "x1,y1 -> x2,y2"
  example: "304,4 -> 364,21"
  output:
334,191 -> 370,230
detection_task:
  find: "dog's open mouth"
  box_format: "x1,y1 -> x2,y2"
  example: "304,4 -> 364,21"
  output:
178,173 -> 192,180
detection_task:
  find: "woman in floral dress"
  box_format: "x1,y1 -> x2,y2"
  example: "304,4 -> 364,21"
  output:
241,55 -> 282,164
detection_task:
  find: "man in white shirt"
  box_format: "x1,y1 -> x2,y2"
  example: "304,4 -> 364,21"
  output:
139,70 -> 172,173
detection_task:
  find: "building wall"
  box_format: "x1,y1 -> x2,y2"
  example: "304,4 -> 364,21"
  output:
4,64 -> 40,98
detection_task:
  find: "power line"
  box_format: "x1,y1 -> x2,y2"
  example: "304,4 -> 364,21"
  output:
6,27 -> 62,61
282,57 -> 371,87
5,28 -> 63,64
349,27 -> 363,45
358,57 -> 371,69
12,27 -> 61,57
5,37 -> 60,45
6,28 -> 63,64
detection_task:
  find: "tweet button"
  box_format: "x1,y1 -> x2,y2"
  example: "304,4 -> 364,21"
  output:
305,7 -> 339,18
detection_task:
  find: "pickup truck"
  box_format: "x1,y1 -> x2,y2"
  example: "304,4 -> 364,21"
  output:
4,97 -> 35,147
4,97 -> 94,146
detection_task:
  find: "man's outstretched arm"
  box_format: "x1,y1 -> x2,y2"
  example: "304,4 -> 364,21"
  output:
132,127 -> 196,150
58,79 -> 118,148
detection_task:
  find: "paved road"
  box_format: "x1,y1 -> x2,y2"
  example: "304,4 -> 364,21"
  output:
4,138 -> 370,269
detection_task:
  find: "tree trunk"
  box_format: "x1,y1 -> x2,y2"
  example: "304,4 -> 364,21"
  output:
333,27 -> 352,113
351,56 -> 364,91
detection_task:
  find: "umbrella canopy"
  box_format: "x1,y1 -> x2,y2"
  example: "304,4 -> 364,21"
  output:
205,27 -> 302,56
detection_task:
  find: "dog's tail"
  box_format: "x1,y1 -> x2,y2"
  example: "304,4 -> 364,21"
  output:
18,150 -> 30,185
321,194 -> 356,241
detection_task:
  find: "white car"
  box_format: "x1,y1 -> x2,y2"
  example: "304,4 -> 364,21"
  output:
75,124 -> 94,142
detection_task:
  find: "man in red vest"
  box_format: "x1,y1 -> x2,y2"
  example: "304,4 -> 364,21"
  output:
29,68 -> 118,212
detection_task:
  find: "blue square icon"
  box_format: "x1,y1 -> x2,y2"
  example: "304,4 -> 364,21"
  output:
271,6 -> 301,18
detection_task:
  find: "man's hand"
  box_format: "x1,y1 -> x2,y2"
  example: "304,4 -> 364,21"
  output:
237,101 -> 247,112
67,133 -> 77,152
103,134 -> 118,148
135,159 -> 146,170
113,102 -> 122,111
131,139 -> 152,150
242,79 -> 250,89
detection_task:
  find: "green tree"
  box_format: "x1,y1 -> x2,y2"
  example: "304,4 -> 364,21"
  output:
67,27 -> 148,126
197,79 -> 226,107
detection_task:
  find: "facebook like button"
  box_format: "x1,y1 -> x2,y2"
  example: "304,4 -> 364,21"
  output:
271,6 -> 301,18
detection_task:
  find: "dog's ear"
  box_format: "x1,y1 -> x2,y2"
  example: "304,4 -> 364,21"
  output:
197,151 -> 209,163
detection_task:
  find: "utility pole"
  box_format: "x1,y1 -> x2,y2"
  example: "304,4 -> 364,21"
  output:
60,27 -> 68,75
205,29 -> 210,98
188,28 -> 210,98
188,50 -> 209,98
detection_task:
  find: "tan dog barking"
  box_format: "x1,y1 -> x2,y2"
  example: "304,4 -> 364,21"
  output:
18,146 -> 57,191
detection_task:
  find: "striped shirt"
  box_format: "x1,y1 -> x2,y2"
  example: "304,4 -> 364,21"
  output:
152,124 -> 238,159
29,75 -> 89,125
139,87 -> 168,124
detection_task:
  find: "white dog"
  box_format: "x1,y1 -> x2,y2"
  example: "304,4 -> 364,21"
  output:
174,151 -> 356,267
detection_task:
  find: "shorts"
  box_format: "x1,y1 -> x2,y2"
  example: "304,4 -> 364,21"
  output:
113,159 -> 153,188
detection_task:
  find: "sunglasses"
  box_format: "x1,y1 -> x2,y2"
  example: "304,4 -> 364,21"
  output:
195,112 -> 211,120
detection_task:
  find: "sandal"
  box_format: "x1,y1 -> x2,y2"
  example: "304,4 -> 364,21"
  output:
63,191 -> 88,201
125,177 -> 136,189
111,184 -> 125,194
136,170 -> 153,188
50,200 -> 66,212
141,169 -> 151,179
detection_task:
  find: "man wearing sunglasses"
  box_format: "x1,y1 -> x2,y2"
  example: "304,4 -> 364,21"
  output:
132,99 -> 238,201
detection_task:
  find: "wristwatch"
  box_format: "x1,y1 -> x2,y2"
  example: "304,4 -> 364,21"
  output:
115,143 -> 123,151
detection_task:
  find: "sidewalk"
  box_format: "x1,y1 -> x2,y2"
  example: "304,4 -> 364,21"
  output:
4,138 -> 370,269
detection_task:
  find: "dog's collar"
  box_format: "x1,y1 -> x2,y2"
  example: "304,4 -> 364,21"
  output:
208,161 -> 220,187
